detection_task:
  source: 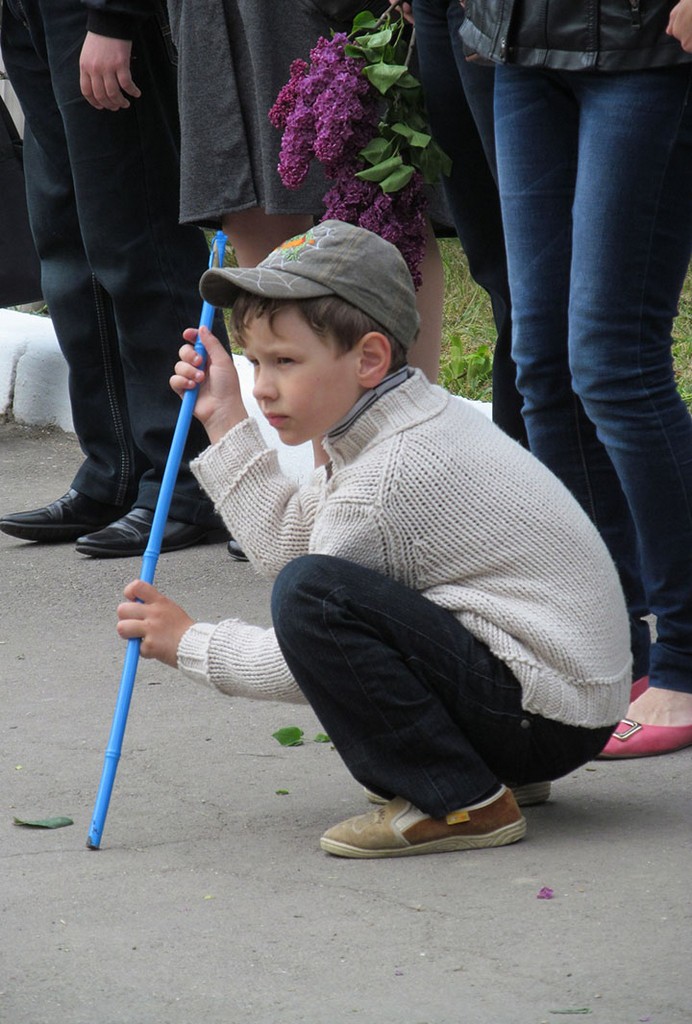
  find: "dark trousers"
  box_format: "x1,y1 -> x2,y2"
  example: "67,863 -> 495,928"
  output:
413,0 -> 527,446
1,0 -> 220,522
272,555 -> 612,818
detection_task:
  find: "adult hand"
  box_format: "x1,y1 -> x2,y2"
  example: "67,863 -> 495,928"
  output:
80,32 -> 142,110
388,0 -> 414,25
171,325 -> 249,444
667,0 -> 692,52
117,580 -> 194,667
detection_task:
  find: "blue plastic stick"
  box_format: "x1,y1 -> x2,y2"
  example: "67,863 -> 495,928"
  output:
87,231 -> 227,849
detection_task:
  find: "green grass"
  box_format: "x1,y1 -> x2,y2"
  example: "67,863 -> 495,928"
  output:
438,237 -> 692,409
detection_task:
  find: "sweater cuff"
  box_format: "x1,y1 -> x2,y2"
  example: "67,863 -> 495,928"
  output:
177,622 -> 217,687
191,417 -> 274,495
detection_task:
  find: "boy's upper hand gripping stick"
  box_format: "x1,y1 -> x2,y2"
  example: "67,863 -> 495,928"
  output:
86,231 -> 227,850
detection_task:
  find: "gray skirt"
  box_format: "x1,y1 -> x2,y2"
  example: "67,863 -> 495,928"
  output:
167,0 -> 347,226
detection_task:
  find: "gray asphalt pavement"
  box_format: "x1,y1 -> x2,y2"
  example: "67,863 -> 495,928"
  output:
1,422 -> 691,1024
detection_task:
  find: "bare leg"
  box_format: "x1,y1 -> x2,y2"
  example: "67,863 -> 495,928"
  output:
407,220 -> 443,383
221,208 -> 314,267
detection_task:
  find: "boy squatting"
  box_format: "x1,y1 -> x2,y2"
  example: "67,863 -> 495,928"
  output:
117,220 -> 632,859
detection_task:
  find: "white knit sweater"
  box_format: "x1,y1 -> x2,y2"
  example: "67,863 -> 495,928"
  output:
178,371 -> 632,728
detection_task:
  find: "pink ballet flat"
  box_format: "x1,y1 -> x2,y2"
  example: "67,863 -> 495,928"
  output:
630,675 -> 649,702
598,719 -> 692,759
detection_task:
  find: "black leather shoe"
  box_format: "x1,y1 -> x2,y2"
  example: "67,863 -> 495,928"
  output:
227,538 -> 249,562
0,488 -> 128,542
75,507 -> 228,558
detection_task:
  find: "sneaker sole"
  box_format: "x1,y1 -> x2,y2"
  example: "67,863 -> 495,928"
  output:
511,781 -> 551,806
320,816 -> 527,859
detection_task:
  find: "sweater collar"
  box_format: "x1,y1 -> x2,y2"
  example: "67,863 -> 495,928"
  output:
323,368 -> 448,464
326,366 -> 414,440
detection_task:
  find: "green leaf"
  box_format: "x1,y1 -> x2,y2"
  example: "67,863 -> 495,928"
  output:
272,726 -> 304,747
356,154 -> 404,183
416,141 -> 453,183
344,43 -> 367,59
355,28 -> 393,50
379,164 -> 415,193
351,10 -> 379,31
465,344 -> 493,387
13,816 -> 74,829
432,139 -> 452,172
448,335 -> 466,378
448,341 -> 493,388
363,63 -> 409,96
390,122 -> 431,148
358,136 -> 395,166
275,789 -> 290,795
393,71 -> 421,90
314,733 -> 331,743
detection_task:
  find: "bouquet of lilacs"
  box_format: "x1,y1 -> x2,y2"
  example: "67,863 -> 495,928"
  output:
268,4 -> 450,289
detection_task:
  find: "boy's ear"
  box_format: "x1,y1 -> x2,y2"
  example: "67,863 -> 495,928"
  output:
355,332 -> 393,388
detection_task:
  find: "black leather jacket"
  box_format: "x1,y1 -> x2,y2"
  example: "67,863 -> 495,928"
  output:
460,0 -> 692,71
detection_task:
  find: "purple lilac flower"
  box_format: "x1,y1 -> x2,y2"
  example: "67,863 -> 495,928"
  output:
269,59 -> 308,131
312,70 -> 380,176
308,36 -> 380,173
276,101 -> 315,189
322,166 -> 426,288
270,32 -> 428,287
322,162 -> 380,223
356,174 -> 427,288
271,34 -> 378,191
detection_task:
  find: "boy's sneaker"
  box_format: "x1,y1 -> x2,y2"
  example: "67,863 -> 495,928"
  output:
506,780 -> 552,806
364,779 -> 551,808
321,786 -> 526,859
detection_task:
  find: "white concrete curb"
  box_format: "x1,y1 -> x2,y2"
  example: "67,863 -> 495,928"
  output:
0,308 -> 73,432
0,308 -> 491,482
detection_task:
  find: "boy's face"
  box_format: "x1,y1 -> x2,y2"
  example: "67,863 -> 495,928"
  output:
244,306 -> 367,447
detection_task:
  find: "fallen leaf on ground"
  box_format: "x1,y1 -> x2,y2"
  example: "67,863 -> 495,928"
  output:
272,727 -> 304,747
13,816 -> 74,829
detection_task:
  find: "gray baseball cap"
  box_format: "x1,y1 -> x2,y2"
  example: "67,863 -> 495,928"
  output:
199,220 -> 420,350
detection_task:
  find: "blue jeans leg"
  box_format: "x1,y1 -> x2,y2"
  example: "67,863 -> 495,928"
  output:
494,65 -> 692,691
272,555 -> 612,818
2,0 -> 221,522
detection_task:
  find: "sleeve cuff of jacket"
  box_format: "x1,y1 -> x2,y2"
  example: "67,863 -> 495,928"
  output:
86,11 -> 138,38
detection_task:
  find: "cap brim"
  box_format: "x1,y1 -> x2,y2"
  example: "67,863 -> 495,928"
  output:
200,266 -> 334,308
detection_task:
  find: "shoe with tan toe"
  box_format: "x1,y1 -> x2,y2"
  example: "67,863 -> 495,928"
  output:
320,786 -> 526,859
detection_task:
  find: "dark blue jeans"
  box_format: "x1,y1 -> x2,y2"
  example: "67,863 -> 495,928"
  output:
494,64 -> 692,692
1,0 -> 221,523
272,555 -> 612,818
412,0 -> 526,445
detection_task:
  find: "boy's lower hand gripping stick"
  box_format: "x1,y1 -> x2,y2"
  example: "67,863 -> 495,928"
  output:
87,231 -> 227,850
